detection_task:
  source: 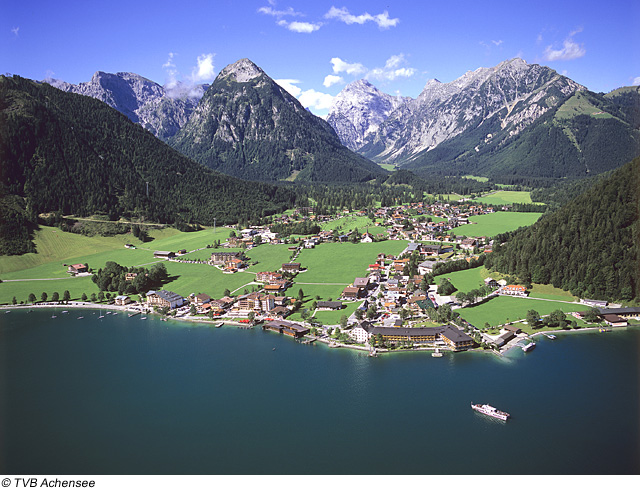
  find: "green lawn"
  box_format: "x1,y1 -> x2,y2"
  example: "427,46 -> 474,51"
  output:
458,295 -> 584,328
320,214 -> 376,233
462,175 -> 489,183
0,276 -> 101,305
435,267 -> 491,292
453,212 -> 542,237
475,191 -> 537,206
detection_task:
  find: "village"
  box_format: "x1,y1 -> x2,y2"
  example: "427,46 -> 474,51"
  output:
78,200 -> 638,356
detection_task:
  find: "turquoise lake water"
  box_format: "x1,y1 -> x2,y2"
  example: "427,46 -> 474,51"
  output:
0,308 -> 638,474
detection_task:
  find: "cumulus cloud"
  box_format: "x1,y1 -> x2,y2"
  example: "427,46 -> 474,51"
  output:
258,4 -> 303,17
632,76 -> 640,86
275,79 -> 303,97
368,54 -> 416,81
330,57 -> 366,75
543,29 -> 586,61
191,53 -> 215,82
11,26 -> 19,36
163,52 -> 216,99
299,89 -> 335,111
277,19 -> 322,33
492,40 -> 503,46
275,79 -> 334,112
325,6 -> 399,29
323,74 -> 344,87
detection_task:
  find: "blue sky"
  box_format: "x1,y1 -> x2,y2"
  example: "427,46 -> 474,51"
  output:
2,0 -> 639,115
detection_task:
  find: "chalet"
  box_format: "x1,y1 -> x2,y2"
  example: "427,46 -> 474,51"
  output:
460,238 -> 477,250
264,283 -> 286,293
146,290 -> 185,309
114,295 -> 131,306
210,251 -> 242,266
192,293 -> 211,306
353,277 -> 370,289
153,251 -> 175,259
256,271 -> 283,283
281,263 -> 301,272
177,249 -> 187,255
596,307 -> 640,319
67,263 -> 88,274
484,277 -> 498,288
494,331 -> 516,348
499,285 -> 527,297
504,325 -> 522,335
342,286 -> 362,300
317,301 -> 344,311
125,272 -> 138,282
268,306 -> 290,319
235,293 -> 275,313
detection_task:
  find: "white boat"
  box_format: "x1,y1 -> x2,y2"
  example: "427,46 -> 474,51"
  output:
471,403 -> 510,421
51,315 -> 57,318
544,333 -> 556,340
522,342 -> 536,352
77,316 -> 84,319
62,311 -> 68,314
140,316 -> 147,320
432,348 -> 443,358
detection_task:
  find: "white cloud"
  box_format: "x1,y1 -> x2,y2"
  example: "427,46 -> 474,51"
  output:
191,53 -> 215,82
323,74 -> 344,87
330,57 -> 366,75
277,19 -> 322,33
299,89 -> 335,111
543,30 -> 586,61
275,79 -> 302,97
11,26 -> 19,36
632,76 -> 640,86
258,4 -> 303,17
367,54 -> 416,81
492,40 -> 503,46
325,6 -> 399,29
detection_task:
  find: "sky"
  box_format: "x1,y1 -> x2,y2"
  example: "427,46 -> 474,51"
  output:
2,0 -> 639,116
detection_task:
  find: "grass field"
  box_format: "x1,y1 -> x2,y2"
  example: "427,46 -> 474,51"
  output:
475,191 -> 536,206
453,212 -> 542,237
0,276 -> 101,305
435,267 -> 491,292
462,175 -> 489,182
320,215 -> 375,232
458,295 -> 584,328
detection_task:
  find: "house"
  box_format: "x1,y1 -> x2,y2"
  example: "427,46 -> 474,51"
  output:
114,295 -> 131,305
210,251 -> 242,266
361,233 -> 374,243
499,285 -> 527,297
581,298 -> 608,308
440,327 -> 474,351
484,277 -> 498,288
504,325 -> 522,335
353,277 -> 370,290
342,286 -> 362,300
601,314 -> 628,327
153,251 -> 175,259
281,263 -> 301,272
192,293 -> 211,306
125,272 -> 138,282
459,238 -> 477,251
146,290 -> 185,309
349,322 -> 372,343
317,301 -> 344,311
177,249 -> 187,255
256,271 -> 283,283
268,306 -> 290,319
494,331 -> 515,348
67,264 -> 88,274
263,320 -> 309,338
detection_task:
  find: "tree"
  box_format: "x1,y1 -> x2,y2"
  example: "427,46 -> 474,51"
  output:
41,292 -> 48,302
28,293 -> 36,303
340,315 -> 348,328
63,290 -> 71,303
355,308 -> 364,320
526,309 -> 540,328
90,293 -> 97,302
190,304 -> 197,316
297,289 -> 305,301
12,296 -> 17,305
366,305 -> 377,320
224,288 -> 231,297
311,300 -> 317,311
52,292 -> 59,302
97,291 -> 105,303
81,293 -> 87,301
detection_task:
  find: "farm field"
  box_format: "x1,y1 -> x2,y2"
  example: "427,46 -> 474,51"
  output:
453,212 -> 542,237
475,191 -> 544,206
162,262 -> 257,299
320,215 -> 375,233
458,295 -> 584,328
435,267 -> 492,292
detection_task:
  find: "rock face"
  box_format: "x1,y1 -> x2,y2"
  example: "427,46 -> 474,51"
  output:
168,59 -> 385,183
45,72 -> 207,140
328,58 -> 584,164
326,79 -> 409,151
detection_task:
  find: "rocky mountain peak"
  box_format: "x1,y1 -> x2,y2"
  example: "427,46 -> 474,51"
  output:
218,58 -> 264,83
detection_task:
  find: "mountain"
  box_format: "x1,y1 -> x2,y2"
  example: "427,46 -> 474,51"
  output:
327,58 -> 640,182
169,59 -> 385,183
485,156 -> 639,302
326,79 -> 409,151
0,75 -> 296,253
44,72 -> 207,141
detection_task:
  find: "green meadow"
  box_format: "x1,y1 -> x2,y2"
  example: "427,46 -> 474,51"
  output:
453,212 -> 542,237
475,191 -> 538,206
458,295 -> 584,328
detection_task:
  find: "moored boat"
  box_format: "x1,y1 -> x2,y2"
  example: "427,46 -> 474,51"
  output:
522,342 -> 536,352
471,403 -> 510,421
